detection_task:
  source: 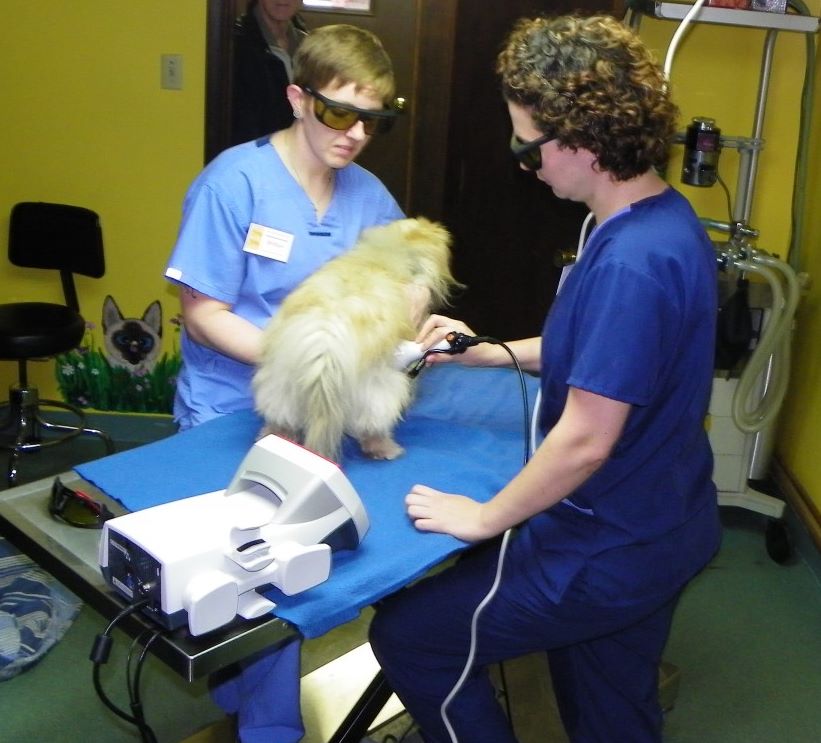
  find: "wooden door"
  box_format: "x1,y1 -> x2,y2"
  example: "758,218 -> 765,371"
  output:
206,0 -> 417,204
425,0 -> 616,340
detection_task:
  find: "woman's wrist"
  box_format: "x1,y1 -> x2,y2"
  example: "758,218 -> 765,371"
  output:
473,342 -> 515,368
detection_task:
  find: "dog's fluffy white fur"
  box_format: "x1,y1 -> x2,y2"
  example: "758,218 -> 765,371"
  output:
252,217 -> 459,462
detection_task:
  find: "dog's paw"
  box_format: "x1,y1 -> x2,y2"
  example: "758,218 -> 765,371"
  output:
359,435 -> 404,460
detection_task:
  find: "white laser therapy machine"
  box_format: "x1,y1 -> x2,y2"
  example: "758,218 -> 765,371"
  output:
99,435 -> 369,635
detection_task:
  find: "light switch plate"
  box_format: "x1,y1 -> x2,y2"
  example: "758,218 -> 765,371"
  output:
161,54 -> 183,90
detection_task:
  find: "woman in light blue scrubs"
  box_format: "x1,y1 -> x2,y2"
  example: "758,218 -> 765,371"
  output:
166,24 -> 404,431
370,15 -> 721,743
165,24 -> 404,743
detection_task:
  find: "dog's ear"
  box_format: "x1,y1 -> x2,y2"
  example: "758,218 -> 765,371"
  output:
400,218 -> 451,249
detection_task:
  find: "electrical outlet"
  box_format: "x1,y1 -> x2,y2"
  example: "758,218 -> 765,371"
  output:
161,54 -> 183,90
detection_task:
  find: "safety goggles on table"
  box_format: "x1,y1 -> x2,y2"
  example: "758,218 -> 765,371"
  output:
49,476 -> 114,529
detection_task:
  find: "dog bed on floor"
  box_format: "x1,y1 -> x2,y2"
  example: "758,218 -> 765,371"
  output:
0,537 -> 82,681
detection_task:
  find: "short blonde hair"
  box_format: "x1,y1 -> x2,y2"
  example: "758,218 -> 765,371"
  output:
293,24 -> 395,105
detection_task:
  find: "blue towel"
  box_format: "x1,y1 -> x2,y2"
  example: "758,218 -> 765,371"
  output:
77,366 -> 536,638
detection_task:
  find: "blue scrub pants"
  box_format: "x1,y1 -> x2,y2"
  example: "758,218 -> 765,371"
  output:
176,418 -> 305,743
369,538 -> 679,743
210,639 -> 304,743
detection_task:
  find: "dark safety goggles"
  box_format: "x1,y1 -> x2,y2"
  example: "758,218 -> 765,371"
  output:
303,86 -> 401,135
49,476 -> 114,529
510,131 -> 555,171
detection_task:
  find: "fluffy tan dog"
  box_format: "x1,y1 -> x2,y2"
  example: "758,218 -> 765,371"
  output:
252,217 -> 460,462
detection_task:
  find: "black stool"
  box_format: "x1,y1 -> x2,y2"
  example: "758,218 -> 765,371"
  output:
0,202 -> 114,487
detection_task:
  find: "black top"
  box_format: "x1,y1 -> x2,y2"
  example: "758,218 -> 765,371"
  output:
230,11 -> 309,146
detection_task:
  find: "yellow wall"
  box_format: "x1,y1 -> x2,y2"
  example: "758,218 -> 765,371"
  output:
638,9 -> 821,516
641,15 -> 804,254
0,1 -> 205,394
775,16 -> 821,508
1,3 -> 820,516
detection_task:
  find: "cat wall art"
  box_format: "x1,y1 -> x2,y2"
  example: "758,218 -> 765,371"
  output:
102,295 -> 162,375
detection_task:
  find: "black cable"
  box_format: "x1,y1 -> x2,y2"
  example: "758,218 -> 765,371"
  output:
126,629 -> 155,707
497,658 -> 514,727
90,600 -> 151,726
716,172 -> 734,223
120,628 -> 163,742
89,599 -> 162,743
492,340 -> 531,468
395,715 -> 420,742
134,631 -> 163,701
101,598 -> 152,637
403,330 -> 534,740
416,332 -> 531,467
416,332 -> 532,741
92,662 -> 142,726
131,630 -> 163,743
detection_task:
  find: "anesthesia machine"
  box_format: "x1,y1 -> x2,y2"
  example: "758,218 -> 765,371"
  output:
629,0 -> 817,561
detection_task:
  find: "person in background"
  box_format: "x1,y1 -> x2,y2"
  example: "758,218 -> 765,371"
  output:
231,0 -> 310,145
369,14 -> 721,743
165,24 -> 404,741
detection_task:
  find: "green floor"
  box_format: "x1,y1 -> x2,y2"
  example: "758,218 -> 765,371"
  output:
2,426 -> 821,742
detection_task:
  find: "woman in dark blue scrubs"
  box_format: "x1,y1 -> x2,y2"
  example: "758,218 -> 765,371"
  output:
369,15 -> 721,742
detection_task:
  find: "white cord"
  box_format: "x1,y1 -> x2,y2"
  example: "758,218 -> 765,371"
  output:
440,528 -> 513,743
529,388 -> 544,460
663,0 -> 708,82
441,211 -> 595,741
556,210 -> 595,294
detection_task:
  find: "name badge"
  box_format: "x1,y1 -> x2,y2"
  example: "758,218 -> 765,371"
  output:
242,223 -> 294,262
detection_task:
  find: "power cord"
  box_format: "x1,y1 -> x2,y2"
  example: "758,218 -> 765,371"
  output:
411,332 -> 531,467
716,172 -> 734,223
496,659 -> 514,731
435,212 -> 591,740
130,629 -> 164,742
126,630 -> 154,729
441,529 -> 514,742
427,337 -> 531,742
89,599 -> 164,742
376,713 -> 420,742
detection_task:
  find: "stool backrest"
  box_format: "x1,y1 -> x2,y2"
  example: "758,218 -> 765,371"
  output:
8,201 -> 105,313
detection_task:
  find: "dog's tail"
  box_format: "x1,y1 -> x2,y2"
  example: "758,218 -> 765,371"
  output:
301,324 -> 355,461
255,312 -> 359,462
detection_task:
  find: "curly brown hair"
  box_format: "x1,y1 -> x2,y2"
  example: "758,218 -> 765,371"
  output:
496,15 -> 678,181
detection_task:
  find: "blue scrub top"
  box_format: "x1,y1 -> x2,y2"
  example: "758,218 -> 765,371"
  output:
165,137 -> 404,428
525,188 -> 721,606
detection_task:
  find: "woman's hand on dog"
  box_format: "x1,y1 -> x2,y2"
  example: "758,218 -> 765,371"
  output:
416,313 -> 478,366
416,313 -> 505,367
405,484 -> 494,542
417,313 -> 541,371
